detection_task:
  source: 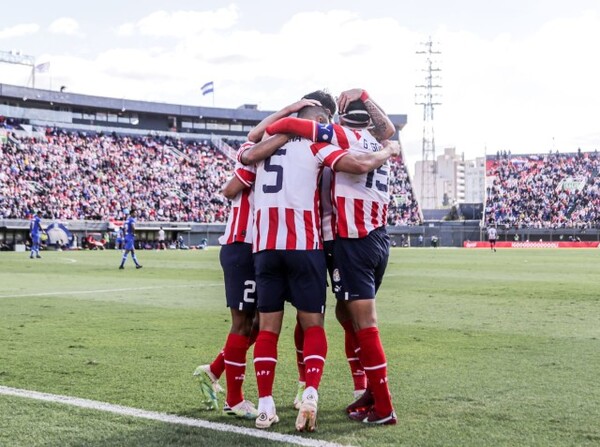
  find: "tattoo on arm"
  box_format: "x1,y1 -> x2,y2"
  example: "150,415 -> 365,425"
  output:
364,100 -> 394,142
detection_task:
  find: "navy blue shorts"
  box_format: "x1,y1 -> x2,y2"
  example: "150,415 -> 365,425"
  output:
324,240 -> 343,294
124,234 -> 135,251
220,243 -> 256,313
333,226 -> 390,301
253,250 -> 327,313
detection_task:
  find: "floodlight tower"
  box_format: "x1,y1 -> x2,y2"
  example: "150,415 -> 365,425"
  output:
415,37 -> 442,209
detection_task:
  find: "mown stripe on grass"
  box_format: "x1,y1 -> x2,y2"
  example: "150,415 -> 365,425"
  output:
0,284 -> 222,299
0,386 -> 351,447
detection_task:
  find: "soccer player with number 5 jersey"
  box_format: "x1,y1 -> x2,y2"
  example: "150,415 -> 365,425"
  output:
193,99 -> 323,420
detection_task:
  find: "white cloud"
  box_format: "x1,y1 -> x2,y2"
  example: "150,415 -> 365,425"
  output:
120,5 -> 239,38
48,17 -> 81,36
17,6 -> 600,173
0,23 -> 39,39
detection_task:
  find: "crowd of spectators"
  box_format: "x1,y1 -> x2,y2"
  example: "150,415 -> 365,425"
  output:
387,156 -> 422,226
0,127 -> 422,226
485,150 -> 600,229
0,129 -> 231,222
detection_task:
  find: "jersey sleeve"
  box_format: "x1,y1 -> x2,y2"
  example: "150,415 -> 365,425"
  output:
234,162 -> 256,187
310,142 -> 348,170
266,118 -> 361,151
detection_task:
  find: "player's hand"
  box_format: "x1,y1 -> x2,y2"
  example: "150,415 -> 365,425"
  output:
286,98 -> 321,114
382,140 -> 401,157
337,88 -> 364,114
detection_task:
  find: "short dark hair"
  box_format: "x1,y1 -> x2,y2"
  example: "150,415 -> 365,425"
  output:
302,90 -> 336,117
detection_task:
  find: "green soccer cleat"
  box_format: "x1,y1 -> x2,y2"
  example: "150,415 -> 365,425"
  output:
293,381 -> 305,410
223,400 -> 259,419
193,364 -> 222,410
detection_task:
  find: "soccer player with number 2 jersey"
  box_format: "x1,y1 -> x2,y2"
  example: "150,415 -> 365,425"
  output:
193,99 -> 323,420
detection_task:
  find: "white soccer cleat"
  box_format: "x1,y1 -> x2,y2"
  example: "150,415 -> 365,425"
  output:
224,400 -> 259,419
295,387 -> 318,432
255,396 -> 279,429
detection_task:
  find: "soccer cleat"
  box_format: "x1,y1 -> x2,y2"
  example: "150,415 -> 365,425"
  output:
136,264 -> 143,269
36,255 -> 42,259
193,365 -> 223,410
255,397 -> 279,429
224,400 -> 259,419
295,388 -> 318,432
255,410 -> 279,429
346,387 -> 374,414
348,408 -> 397,425
119,266 -> 124,269
193,364 -> 224,393
293,382 -> 305,410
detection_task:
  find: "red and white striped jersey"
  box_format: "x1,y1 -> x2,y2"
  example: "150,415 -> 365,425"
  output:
252,136 -> 347,252
320,167 -> 335,242
219,158 -> 256,245
329,126 -> 390,239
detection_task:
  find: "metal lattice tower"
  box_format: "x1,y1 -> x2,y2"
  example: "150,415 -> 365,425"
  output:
415,37 -> 442,209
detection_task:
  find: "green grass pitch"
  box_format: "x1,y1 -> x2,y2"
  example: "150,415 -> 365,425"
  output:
1,248 -> 599,446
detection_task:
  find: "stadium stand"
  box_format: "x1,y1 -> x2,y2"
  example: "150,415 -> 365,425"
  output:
387,156 -> 422,226
484,150 -> 600,229
1,127 -> 422,226
0,129 -> 231,222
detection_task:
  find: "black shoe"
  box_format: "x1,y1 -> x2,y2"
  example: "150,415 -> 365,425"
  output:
119,266 -> 124,270
346,388 -> 374,414
348,407 -> 397,425
36,255 -> 42,259
136,265 -> 143,269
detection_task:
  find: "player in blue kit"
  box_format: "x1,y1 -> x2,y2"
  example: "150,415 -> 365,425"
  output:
29,210 -> 45,259
118,210 -> 142,269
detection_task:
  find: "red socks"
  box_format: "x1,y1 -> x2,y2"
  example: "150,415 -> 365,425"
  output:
209,349 -> 225,379
294,322 -> 306,383
303,326 -> 327,390
341,320 -> 367,392
223,333 -> 250,407
253,331 -> 279,397
356,326 -> 393,416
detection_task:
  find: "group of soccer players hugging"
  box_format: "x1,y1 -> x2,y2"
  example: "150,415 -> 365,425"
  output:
193,88 -> 401,431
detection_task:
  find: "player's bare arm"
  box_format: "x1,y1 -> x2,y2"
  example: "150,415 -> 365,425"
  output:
334,140 -> 400,175
221,176 -> 248,200
337,88 -> 395,142
247,99 -> 321,143
239,134 -> 289,165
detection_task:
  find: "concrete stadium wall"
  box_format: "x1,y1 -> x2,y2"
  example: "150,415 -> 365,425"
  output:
4,219 -> 600,251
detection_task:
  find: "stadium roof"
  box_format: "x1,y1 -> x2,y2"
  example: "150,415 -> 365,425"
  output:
0,83 -> 407,133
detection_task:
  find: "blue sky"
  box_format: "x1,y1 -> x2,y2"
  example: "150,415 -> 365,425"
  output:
1,1 -> 599,171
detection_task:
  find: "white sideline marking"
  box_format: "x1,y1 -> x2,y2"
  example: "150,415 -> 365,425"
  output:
0,386 -> 350,447
0,284 -> 222,299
